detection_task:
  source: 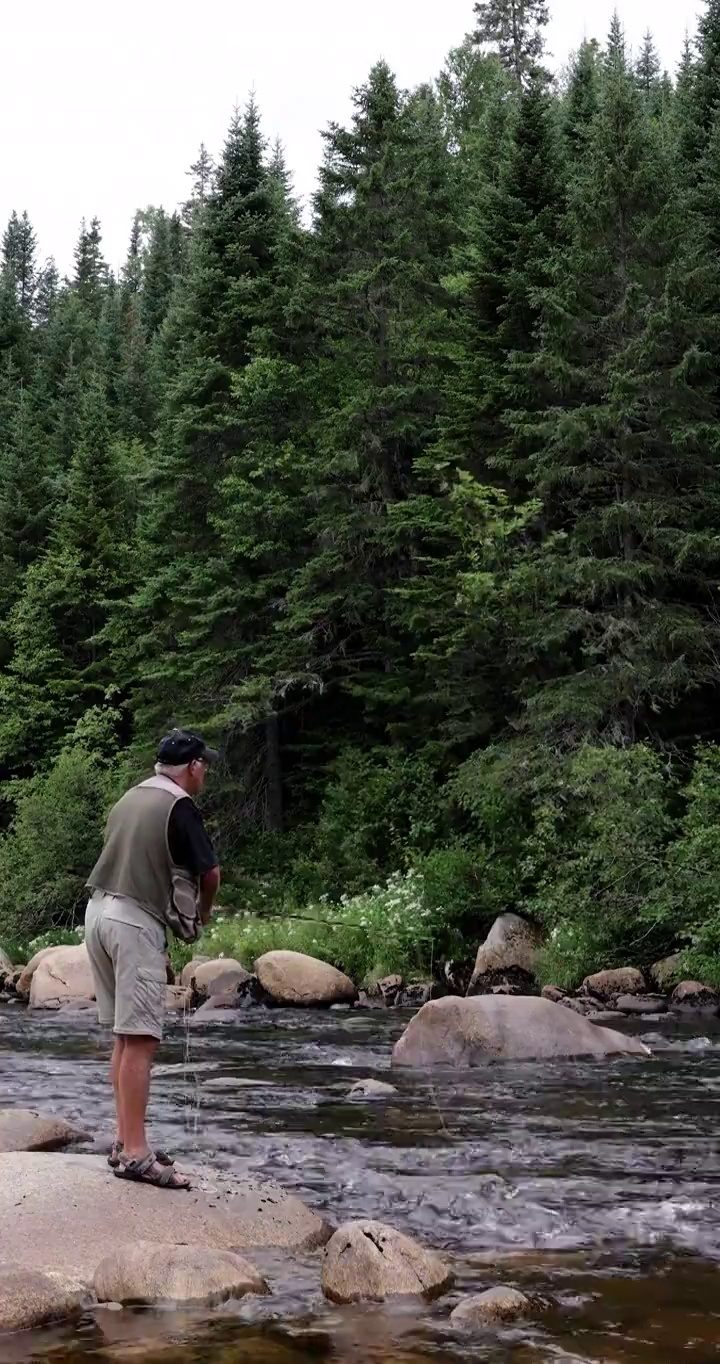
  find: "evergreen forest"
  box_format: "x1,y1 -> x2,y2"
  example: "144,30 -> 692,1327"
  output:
4,0 -> 720,988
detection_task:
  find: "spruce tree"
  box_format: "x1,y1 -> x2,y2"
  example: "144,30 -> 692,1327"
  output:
473,0 -> 549,86
73,217 -> 108,317
2,211 -> 37,321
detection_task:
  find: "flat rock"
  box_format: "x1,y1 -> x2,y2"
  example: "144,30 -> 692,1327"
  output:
616,994 -> 667,1015
582,967 -> 646,1003
255,950 -> 357,1007
391,996 -> 650,1068
468,914 -> 543,994
451,1286 -> 531,1327
0,1109 -> 88,1153
321,1220 -> 452,1303
348,1079 -> 399,1100
0,1267 -> 85,1333
0,1152 -> 331,1281
29,945 -> 95,1010
93,1242 -> 269,1306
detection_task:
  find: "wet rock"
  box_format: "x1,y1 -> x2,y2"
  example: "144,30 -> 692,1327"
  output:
377,974 -> 403,1006
321,1220 -> 452,1303
451,1286 -> 531,1327
93,1242 -> 269,1306
331,1003 -> 352,1012
670,981 -> 720,1017
400,982 -> 443,1008
649,953 -> 683,991
582,967 -> 646,1003
0,1267 -> 84,1333
348,1079 -> 399,1101
541,985 -> 567,1003
391,995 -> 650,1068
354,991 -> 386,1010
587,1010 -> 626,1024
468,914 -> 543,996
0,1109 -> 88,1153
443,959 -> 474,997
255,950 -> 357,1007
207,967 -> 252,998
616,994 -> 667,1015
29,946 -> 95,1011
0,1152 -> 331,1279
165,985 -> 193,1012
559,995 -> 601,1016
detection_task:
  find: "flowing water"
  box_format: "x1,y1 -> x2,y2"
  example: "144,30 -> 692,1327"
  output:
1,1001 -> 720,1363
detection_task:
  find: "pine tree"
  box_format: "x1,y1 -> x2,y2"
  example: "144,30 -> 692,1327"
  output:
2,211 -> 37,320
142,207 -> 177,336
564,40 -> 601,159
473,0 -> 549,87
73,217 -> 108,317
635,30 -> 661,94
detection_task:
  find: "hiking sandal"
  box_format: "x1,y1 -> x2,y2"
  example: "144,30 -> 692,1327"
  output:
113,1151 -> 191,1190
108,1140 -> 175,1170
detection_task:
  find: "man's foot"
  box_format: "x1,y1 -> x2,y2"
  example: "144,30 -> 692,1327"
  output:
108,1140 -> 175,1170
114,1150 -> 191,1190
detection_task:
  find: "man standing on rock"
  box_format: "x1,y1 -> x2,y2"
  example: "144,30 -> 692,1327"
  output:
85,729 -> 221,1190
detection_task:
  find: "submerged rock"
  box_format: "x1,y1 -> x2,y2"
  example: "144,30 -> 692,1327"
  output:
321,1220 -> 452,1303
451,1286 -> 532,1327
391,995 -> 651,1068
348,1079 -> 399,1100
93,1242 -> 269,1306
255,950 -> 357,1007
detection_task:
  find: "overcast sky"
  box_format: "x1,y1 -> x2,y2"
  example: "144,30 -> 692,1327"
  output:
0,0 -> 703,275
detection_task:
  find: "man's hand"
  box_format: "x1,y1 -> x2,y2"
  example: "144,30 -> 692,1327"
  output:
198,866 -> 221,926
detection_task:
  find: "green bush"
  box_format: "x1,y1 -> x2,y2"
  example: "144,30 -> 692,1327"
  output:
660,745 -> 720,986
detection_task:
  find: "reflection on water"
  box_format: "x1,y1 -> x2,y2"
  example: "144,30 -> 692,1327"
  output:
2,1004 -> 720,1362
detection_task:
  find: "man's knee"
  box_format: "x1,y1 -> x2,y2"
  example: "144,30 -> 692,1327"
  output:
118,1034 -> 159,1058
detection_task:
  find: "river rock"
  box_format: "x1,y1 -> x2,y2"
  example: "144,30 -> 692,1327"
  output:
451,1286 -> 531,1327
165,985 -> 193,1012
180,955 -> 212,986
582,967 -> 646,1003
391,996 -> 650,1068
15,947 -> 57,999
0,1152 -> 331,1281
649,953 -> 683,991
0,1267 -> 85,1333
0,1109 -> 88,1153
670,981 -> 720,1016
616,994 -> 667,1015
348,1079 -> 399,1100
588,1010 -> 626,1024
190,959 -> 249,998
93,1242 -> 269,1307
321,1220 -> 452,1303
541,985 -> 567,1003
468,914 -> 543,996
29,945 -> 95,1010
0,948 -> 13,979
377,974 -> 403,1006
255,950 -> 357,1007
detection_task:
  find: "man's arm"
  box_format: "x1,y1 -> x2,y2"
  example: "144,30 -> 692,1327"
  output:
198,865 -> 221,925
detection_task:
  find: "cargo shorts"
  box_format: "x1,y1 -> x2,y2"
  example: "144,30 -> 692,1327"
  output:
85,891 -> 167,1040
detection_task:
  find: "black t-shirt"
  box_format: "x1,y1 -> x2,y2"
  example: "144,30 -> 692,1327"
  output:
167,799 -> 218,879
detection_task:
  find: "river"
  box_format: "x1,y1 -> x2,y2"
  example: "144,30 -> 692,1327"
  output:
1,1002 -> 719,1362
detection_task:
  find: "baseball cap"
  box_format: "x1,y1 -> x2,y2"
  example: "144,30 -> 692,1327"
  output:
156,728 -> 219,766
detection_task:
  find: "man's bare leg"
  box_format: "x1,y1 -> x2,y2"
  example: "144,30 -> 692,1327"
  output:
110,1036 -> 126,1145
117,1035 -> 189,1187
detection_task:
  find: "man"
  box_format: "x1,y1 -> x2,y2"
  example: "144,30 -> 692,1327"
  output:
85,729 -> 220,1190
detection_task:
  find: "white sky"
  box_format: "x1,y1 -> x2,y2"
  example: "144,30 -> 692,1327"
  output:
0,0 -> 703,276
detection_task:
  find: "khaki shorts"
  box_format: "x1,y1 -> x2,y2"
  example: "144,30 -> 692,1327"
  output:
85,892 -> 167,1040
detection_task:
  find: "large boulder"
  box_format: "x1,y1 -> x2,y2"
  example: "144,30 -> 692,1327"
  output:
255,950 -> 357,1007
649,953 -> 683,991
391,995 -> 650,1068
0,1267 -> 84,1333
93,1242 -> 268,1306
321,1221 -> 452,1304
0,1152 -> 331,1281
180,955 -> 212,986
0,1109 -> 88,1153
670,981 -> 719,1016
186,958 -> 250,998
451,1286 -> 531,1327
468,914 -> 544,995
28,945 -> 95,1011
15,946 -> 57,999
582,967 -> 646,1003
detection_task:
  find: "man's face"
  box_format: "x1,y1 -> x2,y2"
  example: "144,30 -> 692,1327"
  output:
187,758 -> 208,796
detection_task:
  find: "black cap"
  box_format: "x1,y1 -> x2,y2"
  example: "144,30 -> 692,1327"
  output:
156,728 -> 219,766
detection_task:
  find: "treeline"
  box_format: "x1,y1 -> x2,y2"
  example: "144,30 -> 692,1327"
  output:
3,1 -> 720,984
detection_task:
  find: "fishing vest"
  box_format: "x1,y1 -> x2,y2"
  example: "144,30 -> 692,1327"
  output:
87,775 -> 200,941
